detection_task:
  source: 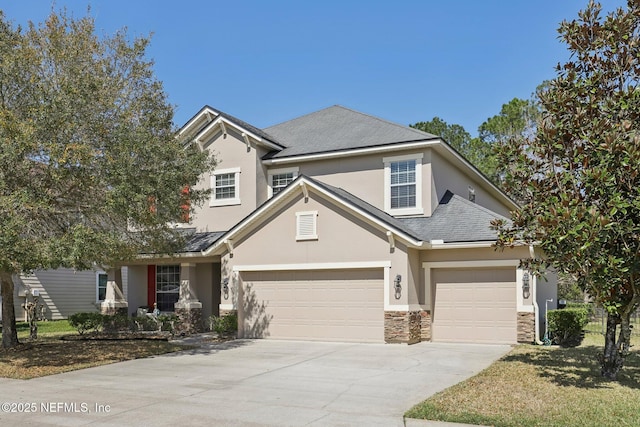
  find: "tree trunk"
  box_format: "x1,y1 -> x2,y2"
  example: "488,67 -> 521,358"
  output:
600,312 -> 623,379
0,271 -> 19,349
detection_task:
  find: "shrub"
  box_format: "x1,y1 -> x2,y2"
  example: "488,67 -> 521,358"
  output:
102,313 -> 130,333
210,312 -> 237,338
565,302 -> 594,316
132,315 -> 159,332
68,312 -> 103,335
547,308 -> 589,347
157,314 -> 178,333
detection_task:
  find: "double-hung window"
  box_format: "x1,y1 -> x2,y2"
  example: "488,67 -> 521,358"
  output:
268,167 -> 299,197
383,153 -> 423,215
211,167 -> 241,206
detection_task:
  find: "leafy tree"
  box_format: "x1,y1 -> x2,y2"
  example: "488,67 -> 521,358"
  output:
477,97 -> 540,189
478,98 -> 538,145
0,11 -> 215,348
493,0 -> 640,379
410,117 -> 495,179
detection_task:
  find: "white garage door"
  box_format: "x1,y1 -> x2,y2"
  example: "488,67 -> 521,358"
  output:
240,269 -> 383,342
432,268 -> 516,344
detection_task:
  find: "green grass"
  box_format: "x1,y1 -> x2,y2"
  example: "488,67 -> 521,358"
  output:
15,320 -> 76,339
406,333 -> 640,427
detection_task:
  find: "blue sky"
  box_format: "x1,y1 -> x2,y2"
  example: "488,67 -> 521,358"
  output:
2,0 -> 626,136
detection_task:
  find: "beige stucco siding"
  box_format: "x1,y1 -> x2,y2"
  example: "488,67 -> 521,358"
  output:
223,192 -> 411,309
290,149 -> 433,217
430,151 -> 511,217
422,246 -> 531,264
15,268 -> 129,320
189,129 -> 266,232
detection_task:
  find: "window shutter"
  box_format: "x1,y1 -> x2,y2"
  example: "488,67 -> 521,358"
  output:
296,211 -> 317,240
181,186 -> 190,222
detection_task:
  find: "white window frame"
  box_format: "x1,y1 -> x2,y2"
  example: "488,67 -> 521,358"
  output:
296,211 -> 318,241
268,166 -> 299,198
210,167 -> 241,207
96,271 -> 107,303
156,264 -> 181,312
383,153 -> 423,216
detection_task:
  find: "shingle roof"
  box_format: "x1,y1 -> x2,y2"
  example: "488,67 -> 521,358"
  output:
399,191 -> 508,243
263,105 -> 438,159
306,178 -> 506,244
182,230 -> 226,252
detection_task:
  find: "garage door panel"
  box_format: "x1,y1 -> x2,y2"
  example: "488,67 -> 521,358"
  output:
241,269 -> 383,342
432,268 -> 517,344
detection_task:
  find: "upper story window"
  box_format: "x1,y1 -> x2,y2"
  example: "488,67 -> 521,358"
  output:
268,167 -> 299,198
210,167 -> 241,206
383,153 -> 423,216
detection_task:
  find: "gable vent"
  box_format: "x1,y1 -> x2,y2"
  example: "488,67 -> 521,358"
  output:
296,211 -> 318,241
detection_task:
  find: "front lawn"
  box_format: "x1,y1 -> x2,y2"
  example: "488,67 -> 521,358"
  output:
15,319 -> 76,339
405,333 -> 640,427
0,320 -> 192,379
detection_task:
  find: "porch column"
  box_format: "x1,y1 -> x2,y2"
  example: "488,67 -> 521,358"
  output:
174,263 -> 203,334
100,267 -> 128,316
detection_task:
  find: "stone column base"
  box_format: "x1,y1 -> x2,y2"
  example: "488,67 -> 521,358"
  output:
384,311 -> 423,344
100,301 -> 128,316
420,311 -> 432,341
517,311 -> 535,343
175,301 -> 203,335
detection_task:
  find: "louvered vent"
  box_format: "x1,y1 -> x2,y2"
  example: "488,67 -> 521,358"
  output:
296,211 -> 317,240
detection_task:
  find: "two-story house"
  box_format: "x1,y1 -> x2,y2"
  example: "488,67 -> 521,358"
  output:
12,105 -> 556,344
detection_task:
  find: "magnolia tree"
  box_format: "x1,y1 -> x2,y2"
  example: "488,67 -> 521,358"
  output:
493,0 -> 640,379
0,11 -> 215,348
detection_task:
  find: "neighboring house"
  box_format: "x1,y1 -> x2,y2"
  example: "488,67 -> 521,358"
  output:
15,105 -> 556,344
11,269 -> 129,321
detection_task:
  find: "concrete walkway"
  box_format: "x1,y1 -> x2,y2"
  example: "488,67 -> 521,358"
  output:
0,338 -> 509,426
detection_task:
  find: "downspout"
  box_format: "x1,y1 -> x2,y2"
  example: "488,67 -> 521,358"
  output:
530,245 -> 543,345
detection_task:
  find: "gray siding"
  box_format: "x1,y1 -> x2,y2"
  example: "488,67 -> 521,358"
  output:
14,268 -> 129,321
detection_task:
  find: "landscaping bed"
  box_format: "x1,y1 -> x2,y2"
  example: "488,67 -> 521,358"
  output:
60,331 -> 172,341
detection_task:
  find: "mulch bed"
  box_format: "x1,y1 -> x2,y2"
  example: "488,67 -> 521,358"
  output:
60,331 -> 172,341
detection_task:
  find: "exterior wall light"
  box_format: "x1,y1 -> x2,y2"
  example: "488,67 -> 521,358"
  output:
222,278 -> 229,300
522,271 -> 530,299
394,274 -> 402,300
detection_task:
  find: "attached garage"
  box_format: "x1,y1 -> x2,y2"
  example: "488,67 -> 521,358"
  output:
239,268 -> 384,342
431,268 -> 517,344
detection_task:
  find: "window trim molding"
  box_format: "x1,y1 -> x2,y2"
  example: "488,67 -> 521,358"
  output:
96,271 -> 107,303
267,166 -> 299,198
210,167 -> 241,207
155,264 -> 181,312
296,210 -> 318,241
383,153 -> 423,216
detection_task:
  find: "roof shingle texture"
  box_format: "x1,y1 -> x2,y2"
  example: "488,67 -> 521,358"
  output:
399,191 -> 509,243
263,105 -> 437,158
309,176 -> 506,244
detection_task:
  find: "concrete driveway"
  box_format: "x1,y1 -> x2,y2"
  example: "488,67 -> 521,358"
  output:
0,339 -> 509,426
